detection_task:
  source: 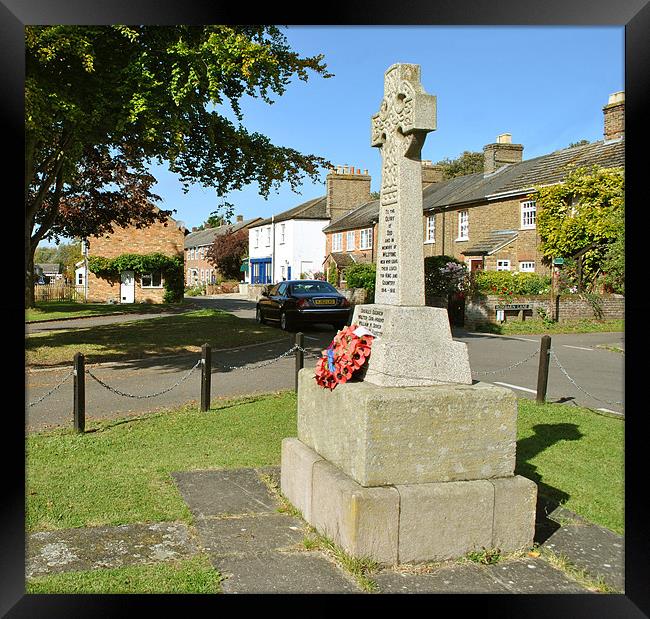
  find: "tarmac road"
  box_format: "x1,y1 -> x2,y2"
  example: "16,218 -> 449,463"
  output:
25,294 -> 624,432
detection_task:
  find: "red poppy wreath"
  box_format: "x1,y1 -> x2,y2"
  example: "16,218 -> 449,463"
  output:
314,324 -> 374,390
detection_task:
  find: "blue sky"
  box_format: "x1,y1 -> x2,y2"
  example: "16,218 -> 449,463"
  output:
46,25 -> 625,242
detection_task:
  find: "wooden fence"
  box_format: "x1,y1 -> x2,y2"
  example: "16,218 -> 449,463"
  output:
34,283 -> 83,302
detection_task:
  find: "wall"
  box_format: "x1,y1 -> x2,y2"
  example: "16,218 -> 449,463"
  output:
87,219 -> 184,304
465,294 -> 624,330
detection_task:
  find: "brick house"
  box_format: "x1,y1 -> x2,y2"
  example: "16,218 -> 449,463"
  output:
248,166 -> 371,284
85,211 -> 187,303
184,216 -> 261,286
323,92 -> 624,279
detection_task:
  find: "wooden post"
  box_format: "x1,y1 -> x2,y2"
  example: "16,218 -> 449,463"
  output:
200,343 -> 212,412
73,352 -> 85,433
536,335 -> 552,404
295,332 -> 304,393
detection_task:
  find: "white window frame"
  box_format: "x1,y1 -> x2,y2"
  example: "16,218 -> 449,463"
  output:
279,223 -> 286,244
520,200 -> 537,229
254,229 -> 259,248
360,228 -> 373,250
346,230 -> 355,251
332,233 -> 342,252
265,227 -> 271,246
496,260 -> 511,271
519,261 -> 535,272
457,210 -> 469,240
141,271 -> 163,288
425,214 -> 435,243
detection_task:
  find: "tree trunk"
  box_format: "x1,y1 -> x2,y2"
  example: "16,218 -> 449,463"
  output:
26,231 -> 35,309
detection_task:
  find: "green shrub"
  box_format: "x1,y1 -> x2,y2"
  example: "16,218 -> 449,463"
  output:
343,262 -> 376,302
472,271 -> 551,296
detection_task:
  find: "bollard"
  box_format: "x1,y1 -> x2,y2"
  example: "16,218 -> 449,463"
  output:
536,335 -> 552,404
200,343 -> 212,412
295,332 -> 304,393
73,352 -> 85,433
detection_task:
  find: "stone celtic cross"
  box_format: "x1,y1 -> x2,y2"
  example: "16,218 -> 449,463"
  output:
371,63 -> 436,306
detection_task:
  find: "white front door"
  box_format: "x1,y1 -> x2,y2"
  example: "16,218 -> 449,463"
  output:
120,270 -> 135,303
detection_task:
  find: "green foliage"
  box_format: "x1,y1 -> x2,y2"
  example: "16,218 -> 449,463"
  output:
601,209 -> 624,294
88,252 -> 184,302
343,262 -> 376,300
472,270 -> 551,297
34,241 -> 82,278
534,165 -> 624,289
435,151 -> 484,179
327,263 -> 338,286
424,255 -> 467,298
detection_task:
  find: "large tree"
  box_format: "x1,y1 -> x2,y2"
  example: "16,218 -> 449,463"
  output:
533,165 -> 624,291
435,150 -> 484,179
25,25 -> 332,306
206,229 -> 248,281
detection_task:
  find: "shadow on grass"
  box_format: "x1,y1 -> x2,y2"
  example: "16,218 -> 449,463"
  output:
515,422 -> 584,544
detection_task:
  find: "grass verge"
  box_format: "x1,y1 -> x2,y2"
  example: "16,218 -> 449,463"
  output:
472,318 -> 623,336
26,554 -> 222,594
25,308 -> 283,366
516,399 -> 624,535
26,300 -> 192,322
26,392 -> 297,531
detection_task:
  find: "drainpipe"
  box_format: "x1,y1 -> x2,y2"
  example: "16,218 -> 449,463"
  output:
271,215 -> 275,284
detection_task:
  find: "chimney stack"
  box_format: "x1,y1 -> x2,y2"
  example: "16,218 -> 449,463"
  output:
421,160 -> 445,186
603,91 -> 624,142
326,165 -> 371,222
236,214 -> 244,223
483,133 -> 524,175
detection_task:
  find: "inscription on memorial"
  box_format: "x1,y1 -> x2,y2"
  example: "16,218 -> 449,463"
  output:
378,206 -> 399,296
356,307 -> 385,336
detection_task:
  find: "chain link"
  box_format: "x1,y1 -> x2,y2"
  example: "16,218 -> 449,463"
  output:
214,345 -> 305,371
27,368 -> 74,408
86,360 -> 202,399
550,350 -> 623,406
471,349 -> 539,376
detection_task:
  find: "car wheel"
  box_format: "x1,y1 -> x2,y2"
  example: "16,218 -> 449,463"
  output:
256,306 -> 266,325
280,312 -> 292,331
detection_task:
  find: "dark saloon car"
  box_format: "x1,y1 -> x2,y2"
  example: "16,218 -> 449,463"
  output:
256,280 -> 352,330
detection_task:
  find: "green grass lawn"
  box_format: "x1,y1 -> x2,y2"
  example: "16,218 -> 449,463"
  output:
26,300 -> 192,322
26,555 -> 222,594
472,318 -> 624,336
25,308 -> 284,366
26,392 -> 624,535
25,392 -> 624,593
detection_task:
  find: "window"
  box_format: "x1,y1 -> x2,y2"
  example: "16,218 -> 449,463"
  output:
332,233 -> 342,252
254,229 -> 259,248
425,214 -> 435,243
200,269 -> 205,282
458,210 -> 469,240
519,261 -> 535,272
77,272 -> 84,285
360,228 -> 373,250
521,200 -> 536,229
496,260 -> 511,271
277,282 -> 288,295
346,231 -> 355,251
280,223 -> 286,244
141,271 -> 163,288
265,227 -> 271,246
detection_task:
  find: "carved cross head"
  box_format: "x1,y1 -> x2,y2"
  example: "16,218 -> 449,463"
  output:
371,63 -> 436,159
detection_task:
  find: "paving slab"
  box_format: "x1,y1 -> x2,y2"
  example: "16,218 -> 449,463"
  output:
195,513 -> 305,558
542,523 -> 624,591
373,562 -> 511,594
27,522 -> 199,578
217,551 -> 362,594
487,557 -> 591,593
171,468 -> 277,518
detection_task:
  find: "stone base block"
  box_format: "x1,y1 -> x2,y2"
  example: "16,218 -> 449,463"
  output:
298,369 -> 518,486
280,438 -> 537,565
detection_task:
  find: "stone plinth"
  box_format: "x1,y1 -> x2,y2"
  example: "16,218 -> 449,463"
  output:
297,369 -> 517,487
281,439 -> 537,564
352,304 -> 472,387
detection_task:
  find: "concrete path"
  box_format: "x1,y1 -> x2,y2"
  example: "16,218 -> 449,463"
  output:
26,466 -> 624,594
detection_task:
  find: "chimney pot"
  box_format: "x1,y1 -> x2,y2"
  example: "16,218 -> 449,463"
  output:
483,134 -> 523,175
603,91 -> 624,141
497,133 -> 512,144
236,215 -> 243,222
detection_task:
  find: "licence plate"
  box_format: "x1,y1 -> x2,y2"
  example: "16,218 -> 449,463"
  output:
313,299 -> 336,305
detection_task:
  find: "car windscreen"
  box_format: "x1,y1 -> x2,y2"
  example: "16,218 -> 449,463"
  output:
290,282 -> 338,295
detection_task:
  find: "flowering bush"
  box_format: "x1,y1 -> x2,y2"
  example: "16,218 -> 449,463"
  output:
472,271 -> 551,296
424,255 -> 468,298
314,325 -> 374,390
